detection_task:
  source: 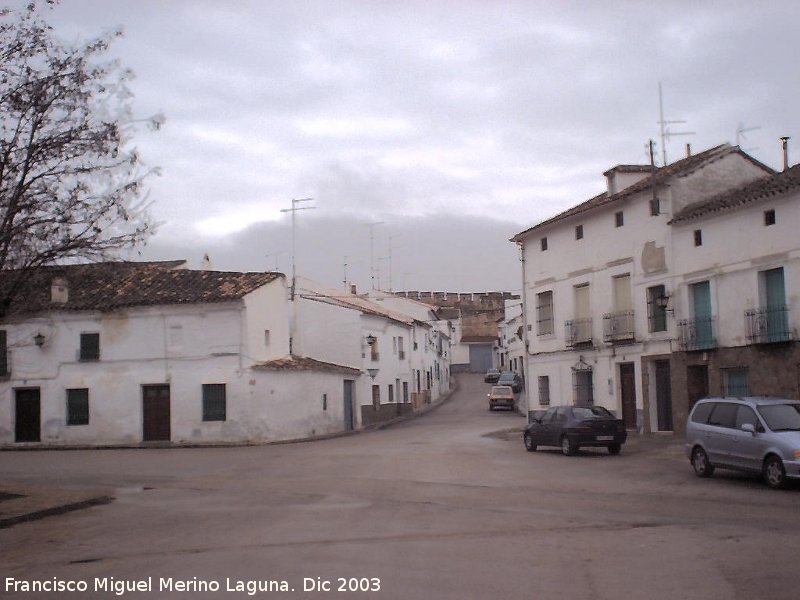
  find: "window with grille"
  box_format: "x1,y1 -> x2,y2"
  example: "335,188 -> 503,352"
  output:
202,383 -> 227,421
647,285 -> 667,332
722,368 -> 749,397
67,388 -> 89,425
538,376 -> 550,406
536,291 -> 554,336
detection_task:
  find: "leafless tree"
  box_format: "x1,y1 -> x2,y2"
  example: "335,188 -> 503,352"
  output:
0,1 -> 162,316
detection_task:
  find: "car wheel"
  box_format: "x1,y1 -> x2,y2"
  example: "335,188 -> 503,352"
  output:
524,432 -> 537,452
691,446 -> 714,478
763,455 -> 787,489
607,443 -> 621,455
560,435 -> 577,456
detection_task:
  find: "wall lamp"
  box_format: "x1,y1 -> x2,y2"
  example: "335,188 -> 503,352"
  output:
34,332 -> 45,347
365,334 -> 377,346
655,293 -> 674,313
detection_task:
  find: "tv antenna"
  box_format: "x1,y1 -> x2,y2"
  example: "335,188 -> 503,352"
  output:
736,122 -> 760,151
280,197 -> 315,300
658,82 -> 694,165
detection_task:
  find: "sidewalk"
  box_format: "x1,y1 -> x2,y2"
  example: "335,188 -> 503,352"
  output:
0,485 -> 112,529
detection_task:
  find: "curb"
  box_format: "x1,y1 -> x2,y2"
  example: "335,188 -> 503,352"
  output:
0,496 -> 113,530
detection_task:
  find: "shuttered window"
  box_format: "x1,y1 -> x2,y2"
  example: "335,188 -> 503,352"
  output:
202,384 -> 226,421
67,388 -> 89,425
79,333 -> 100,361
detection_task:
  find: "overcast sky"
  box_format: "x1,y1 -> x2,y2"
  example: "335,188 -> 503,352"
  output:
28,0 -> 800,292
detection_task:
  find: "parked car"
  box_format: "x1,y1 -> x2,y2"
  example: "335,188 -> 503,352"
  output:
685,397 -> 800,489
488,385 -> 515,411
484,368 -> 501,383
497,371 -> 522,392
524,405 -> 627,455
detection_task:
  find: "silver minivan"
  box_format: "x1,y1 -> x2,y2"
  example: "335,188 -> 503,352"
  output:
686,397 -> 800,489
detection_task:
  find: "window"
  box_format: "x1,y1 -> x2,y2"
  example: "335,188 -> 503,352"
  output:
694,229 -> 703,246
398,336 -> 405,360
388,384 -> 394,403
646,285 -> 667,332
538,376 -> 550,406
402,381 -> 409,403
615,211 -> 624,227
573,370 -> 594,406
541,237 -> 548,251
764,209 -> 776,226
322,394 -> 327,411
722,368 -> 749,397
370,337 -> 379,361
575,225 -> 583,240
66,388 -> 89,425
202,383 -> 226,421
372,385 -> 380,410
264,330 -> 271,346
650,196 -> 660,216
79,333 -> 100,361
0,330 -> 7,376
536,291 -> 554,336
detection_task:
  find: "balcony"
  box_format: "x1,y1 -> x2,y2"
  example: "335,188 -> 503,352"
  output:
677,317 -> 716,351
745,305 -> 792,344
602,311 -> 635,344
565,318 -> 593,348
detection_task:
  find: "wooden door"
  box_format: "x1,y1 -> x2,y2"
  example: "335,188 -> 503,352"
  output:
655,360 -> 673,431
142,384 -> 171,441
619,363 -> 637,429
343,380 -> 354,431
15,388 -> 40,442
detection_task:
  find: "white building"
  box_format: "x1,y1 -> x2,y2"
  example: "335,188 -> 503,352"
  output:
511,144 -> 776,432
1,262 -> 362,446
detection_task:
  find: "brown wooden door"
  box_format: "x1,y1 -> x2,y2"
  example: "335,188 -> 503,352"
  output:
15,388 -> 41,442
619,363 -> 637,429
687,365 -> 709,409
143,385 -> 171,441
655,360 -> 673,431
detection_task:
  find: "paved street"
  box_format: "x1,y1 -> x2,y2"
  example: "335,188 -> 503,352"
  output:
2,373 -> 799,600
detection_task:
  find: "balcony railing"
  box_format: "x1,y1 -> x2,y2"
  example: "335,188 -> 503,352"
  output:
677,316 -> 716,351
745,305 -> 792,344
398,350 -> 406,360
602,311 -> 635,343
565,318 -> 593,347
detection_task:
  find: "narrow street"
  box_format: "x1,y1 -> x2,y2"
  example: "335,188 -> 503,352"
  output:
2,373 -> 799,599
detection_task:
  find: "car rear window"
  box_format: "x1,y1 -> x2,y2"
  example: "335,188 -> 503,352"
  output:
690,402 -> 714,424
757,404 -> 800,432
572,406 -> 613,419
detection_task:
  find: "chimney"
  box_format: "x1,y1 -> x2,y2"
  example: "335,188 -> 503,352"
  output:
350,284 -> 357,295
686,143 -> 692,158
51,277 -> 68,304
780,136 -> 790,171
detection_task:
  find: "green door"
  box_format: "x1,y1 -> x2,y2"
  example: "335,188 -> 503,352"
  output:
691,281 -> 713,349
764,268 -> 788,342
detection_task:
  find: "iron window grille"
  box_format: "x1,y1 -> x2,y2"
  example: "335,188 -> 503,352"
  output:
79,333 -> 100,361
745,305 -> 792,344
565,318 -> 593,347
66,388 -> 89,425
202,383 -> 227,421
602,311 -> 635,343
677,317 -> 716,351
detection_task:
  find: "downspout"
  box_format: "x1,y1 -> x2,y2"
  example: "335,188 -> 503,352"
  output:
517,240 -> 532,419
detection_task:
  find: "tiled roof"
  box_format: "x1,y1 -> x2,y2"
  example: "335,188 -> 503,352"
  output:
669,164 -> 800,224
511,144 -> 774,241
602,164 -> 651,176
296,277 -> 415,326
0,261 -> 283,313
252,355 -> 362,376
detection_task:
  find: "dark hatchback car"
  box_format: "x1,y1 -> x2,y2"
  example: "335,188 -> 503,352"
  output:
524,405 -> 627,455
497,371 -> 522,393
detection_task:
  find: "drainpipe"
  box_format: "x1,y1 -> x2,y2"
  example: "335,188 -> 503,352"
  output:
517,240 -> 532,419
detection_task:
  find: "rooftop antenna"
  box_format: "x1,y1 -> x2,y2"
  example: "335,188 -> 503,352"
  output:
658,82 -> 695,165
366,221 -> 384,290
736,121 -> 760,151
280,197 -> 315,301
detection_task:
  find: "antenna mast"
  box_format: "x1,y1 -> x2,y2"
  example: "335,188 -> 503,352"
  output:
658,82 -> 694,165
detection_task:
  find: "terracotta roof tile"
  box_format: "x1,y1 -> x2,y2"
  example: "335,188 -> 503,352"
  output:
512,144 -> 774,241
0,261 -> 283,314
252,355 -> 362,376
669,164 -> 800,224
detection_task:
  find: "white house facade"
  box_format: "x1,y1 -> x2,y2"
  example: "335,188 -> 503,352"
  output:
0,262 -> 362,446
512,144 -> 776,433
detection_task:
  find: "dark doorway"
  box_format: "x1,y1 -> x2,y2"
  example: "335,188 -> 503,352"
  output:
687,365 -> 709,409
343,380 -> 354,432
619,363 -> 637,429
15,388 -> 41,442
142,384 -> 171,441
655,360 -> 673,431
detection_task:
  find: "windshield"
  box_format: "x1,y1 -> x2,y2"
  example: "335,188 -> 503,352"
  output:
757,404 -> 800,431
572,406 -> 613,419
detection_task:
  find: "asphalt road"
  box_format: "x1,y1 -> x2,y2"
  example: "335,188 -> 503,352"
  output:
2,373 -> 799,600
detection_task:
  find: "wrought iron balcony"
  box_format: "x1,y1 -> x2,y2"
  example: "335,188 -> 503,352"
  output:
745,305 -> 792,344
677,316 -> 716,351
565,318 -> 593,348
602,311 -> 635,343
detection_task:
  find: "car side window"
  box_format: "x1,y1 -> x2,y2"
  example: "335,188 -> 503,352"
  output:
540,408 -> 558,423
735,406 -> 761,431
555,407 -> 569,423
690,402 -> 715,424
707,403 -> 738,428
